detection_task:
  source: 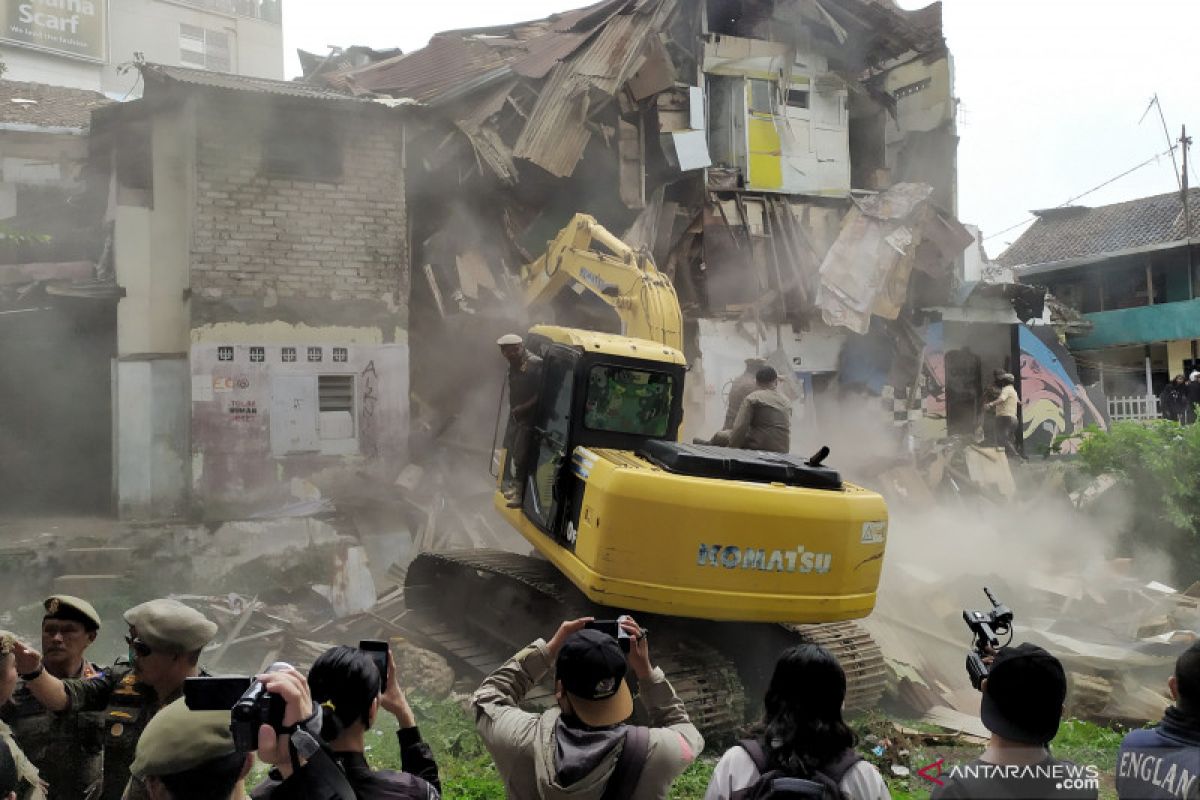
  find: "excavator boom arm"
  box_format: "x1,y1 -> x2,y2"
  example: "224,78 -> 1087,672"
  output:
521,214 -> 684,351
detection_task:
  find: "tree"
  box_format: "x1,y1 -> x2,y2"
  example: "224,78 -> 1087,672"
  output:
1075,420 -> 1200,584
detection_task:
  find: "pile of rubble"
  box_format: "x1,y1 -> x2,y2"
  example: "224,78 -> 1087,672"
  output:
868,565 -> 1195,726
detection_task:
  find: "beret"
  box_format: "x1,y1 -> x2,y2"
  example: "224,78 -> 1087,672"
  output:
123,600 -> 217,654
131,698 -> 235,777
44,595 -> 101,631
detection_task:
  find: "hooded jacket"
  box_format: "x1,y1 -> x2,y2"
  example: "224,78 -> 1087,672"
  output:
471,639 -> 703,800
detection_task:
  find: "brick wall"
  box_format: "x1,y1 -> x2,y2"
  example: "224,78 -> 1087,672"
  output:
190,99 -> 407,307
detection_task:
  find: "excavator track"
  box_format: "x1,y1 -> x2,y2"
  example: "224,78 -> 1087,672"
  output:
784,622 -> 887,712
403,549 -> 883,736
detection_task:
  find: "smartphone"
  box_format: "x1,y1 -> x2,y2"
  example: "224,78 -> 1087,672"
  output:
584,619 -> 631,653
359,640 -> 390,686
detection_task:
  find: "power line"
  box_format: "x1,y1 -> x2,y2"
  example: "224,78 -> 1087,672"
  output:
983,145 -> 1178,243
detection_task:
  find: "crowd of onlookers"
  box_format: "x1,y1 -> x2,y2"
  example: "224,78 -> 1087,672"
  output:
1,593 -> 1198,799
1159,370 -> 1200,424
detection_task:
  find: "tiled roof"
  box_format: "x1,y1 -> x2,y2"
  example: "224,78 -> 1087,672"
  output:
0,80 -> 111,129
999,188 -> 1200,269
141,63 -> 361,103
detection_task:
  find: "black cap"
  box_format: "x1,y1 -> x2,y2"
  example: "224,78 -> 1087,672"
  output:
555,629 -> 633,727
0,737 -> 18,796
981,643 -> 1066,745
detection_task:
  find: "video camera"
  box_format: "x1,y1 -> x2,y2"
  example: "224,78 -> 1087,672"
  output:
962,587 -> 1014,690
183,662 -> 291,752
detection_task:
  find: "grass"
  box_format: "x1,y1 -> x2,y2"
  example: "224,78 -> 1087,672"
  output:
246,698 -> 1132,800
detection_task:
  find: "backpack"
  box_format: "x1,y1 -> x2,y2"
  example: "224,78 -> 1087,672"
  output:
600,725 -> 650,800
730,740 -> 862,800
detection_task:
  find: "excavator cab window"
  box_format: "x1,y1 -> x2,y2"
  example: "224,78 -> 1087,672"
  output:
583,365 -> 675,438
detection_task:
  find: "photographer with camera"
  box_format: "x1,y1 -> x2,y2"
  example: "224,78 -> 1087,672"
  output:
472,616 -> 703,800
1116,640 -> 1200,799
935,590 -> 1096,799
251,645 -> 440,799
11,599 -> 217,800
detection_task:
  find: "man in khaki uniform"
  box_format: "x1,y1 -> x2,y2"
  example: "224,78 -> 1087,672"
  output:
130,698 -> 253,800
472,617 -> 703,800
983,372 -> 1022,459
0,633 -> 46,800
723,358 -> 766,430
2,596 -> 105,800
726,366 -> 792,453
12,600 -> 217,800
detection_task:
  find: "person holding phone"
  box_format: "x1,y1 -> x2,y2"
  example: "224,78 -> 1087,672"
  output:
250,645 -> 440,800
471,616 -> 703,800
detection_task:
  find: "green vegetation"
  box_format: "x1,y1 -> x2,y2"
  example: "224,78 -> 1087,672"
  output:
248,697 -> 1131,800
1073,420 -> 1200,583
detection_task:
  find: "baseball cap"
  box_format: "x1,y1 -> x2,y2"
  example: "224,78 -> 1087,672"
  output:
980,643 -> 1066,745
556,629 -> 634,727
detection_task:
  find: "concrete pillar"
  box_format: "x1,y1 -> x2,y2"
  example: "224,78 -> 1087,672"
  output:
1145,347 -> 1154,397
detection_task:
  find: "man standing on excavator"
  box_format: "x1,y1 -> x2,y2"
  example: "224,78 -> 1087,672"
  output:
498,334 -> 543,508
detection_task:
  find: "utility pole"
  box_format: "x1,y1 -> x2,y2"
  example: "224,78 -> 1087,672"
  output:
1183,126 -> 1197,368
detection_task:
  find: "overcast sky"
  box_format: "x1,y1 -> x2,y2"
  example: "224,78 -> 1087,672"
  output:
283,0 -> 1200,257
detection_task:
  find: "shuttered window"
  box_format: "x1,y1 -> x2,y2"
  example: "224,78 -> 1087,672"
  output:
318,375 -> 354,413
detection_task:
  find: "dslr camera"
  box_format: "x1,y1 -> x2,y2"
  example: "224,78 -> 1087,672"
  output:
184,662 -> 291,752
962,587 -> 1014,690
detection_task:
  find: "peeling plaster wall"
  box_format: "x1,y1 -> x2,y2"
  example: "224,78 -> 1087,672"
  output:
112,102 -> 196,519
189,329 -> 408,519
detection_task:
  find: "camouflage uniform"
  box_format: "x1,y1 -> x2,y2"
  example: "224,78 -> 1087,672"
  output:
1,661 -> 105,800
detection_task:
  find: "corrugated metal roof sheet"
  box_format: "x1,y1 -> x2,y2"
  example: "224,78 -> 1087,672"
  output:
513,0 -> 675,177
142,64 -> 359,103
332,0 -> 635,97
342,34 -> 510,102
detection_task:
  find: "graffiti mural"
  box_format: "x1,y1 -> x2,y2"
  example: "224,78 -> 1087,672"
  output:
917,323 -> 1108,453
1018,326 -> 1109,454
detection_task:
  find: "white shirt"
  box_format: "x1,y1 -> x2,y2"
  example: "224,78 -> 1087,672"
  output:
703,746 -> 891,800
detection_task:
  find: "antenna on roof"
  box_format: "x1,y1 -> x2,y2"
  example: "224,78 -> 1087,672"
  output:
1141,94 -> 1183,192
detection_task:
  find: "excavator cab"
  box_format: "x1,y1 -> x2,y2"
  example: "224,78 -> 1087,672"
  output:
508,330 -> 686,543
497,324 -> 887,626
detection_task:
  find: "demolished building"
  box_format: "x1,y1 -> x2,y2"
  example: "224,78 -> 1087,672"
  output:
306,0 -> 998,457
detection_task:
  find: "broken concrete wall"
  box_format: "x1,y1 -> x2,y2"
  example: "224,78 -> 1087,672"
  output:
881,54 -> 957,214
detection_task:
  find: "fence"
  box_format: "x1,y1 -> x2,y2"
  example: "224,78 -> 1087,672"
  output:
1107,395 -> 1161,422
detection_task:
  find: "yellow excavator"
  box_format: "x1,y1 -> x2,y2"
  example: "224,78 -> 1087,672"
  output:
405,215 -> 889,732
